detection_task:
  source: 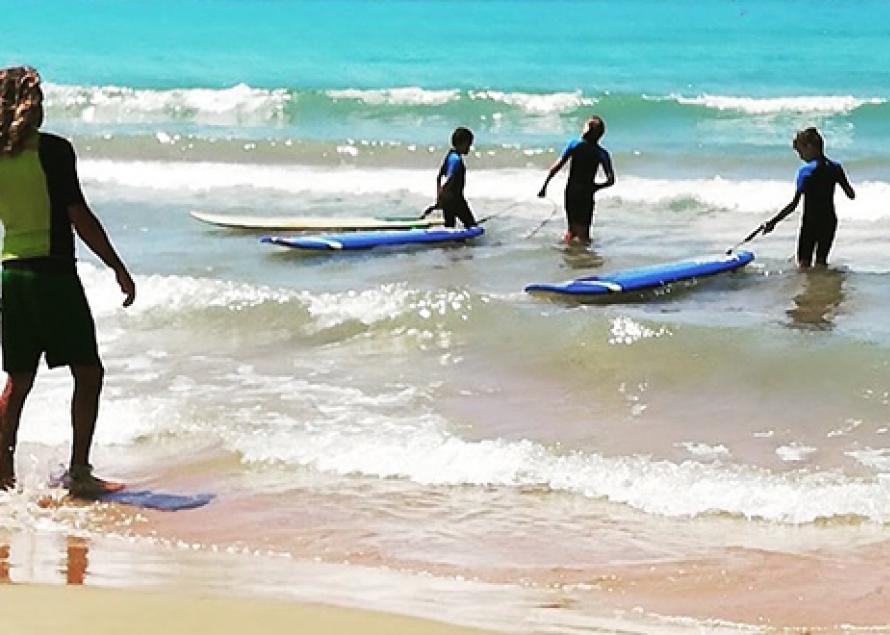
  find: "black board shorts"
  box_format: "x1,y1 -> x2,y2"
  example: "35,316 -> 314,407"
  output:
1,266 -> 101,373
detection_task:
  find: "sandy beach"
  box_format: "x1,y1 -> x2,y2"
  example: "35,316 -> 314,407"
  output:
0,584 -> 504,635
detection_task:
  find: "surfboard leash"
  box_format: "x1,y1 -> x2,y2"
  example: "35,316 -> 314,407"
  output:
524,197 -> 559,239
726,224 -> 764,255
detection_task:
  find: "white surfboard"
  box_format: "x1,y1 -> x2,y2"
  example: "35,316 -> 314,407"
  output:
190,210 -> 444,231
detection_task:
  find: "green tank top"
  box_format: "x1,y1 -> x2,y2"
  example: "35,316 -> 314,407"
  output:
0,137 -> 51,260
0,132 -> 84,262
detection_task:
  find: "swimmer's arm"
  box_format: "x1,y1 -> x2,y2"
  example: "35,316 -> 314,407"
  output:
838,166 -> 856,199
762,191 -> 802,234
435,172 -> 453,207
68,202 -> 136,307
434,173 -> 444,207
538,156 -> 569,197
435,156 -> 460,206
593,159 -> 616,193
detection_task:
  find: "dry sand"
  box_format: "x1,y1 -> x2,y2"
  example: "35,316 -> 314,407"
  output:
0,583 -> 507,635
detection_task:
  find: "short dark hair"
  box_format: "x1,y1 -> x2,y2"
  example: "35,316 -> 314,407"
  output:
794,127 -> 824,152
582,116 -> 605,142
451,126 -> 474,147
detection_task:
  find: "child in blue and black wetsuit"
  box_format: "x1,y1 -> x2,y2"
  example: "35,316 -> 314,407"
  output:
762,127 -> 855,267
538,116 -> 615,244
431,127 -> 477,228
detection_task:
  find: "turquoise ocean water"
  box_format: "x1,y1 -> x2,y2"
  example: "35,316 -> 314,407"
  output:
4,0 -> 890,165
4,2 -> 890,631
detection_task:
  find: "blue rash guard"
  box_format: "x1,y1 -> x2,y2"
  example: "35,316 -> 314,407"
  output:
795,156 -> 843,265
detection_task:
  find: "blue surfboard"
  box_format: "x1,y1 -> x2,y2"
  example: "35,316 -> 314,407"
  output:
57,488 -> 215,511
525,251 -> 754,297
94,490 -> 214,511
261,226 -> 484,251
48,469 -> 215,511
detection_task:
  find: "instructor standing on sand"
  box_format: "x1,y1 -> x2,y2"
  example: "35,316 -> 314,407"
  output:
0,66 -> 135,495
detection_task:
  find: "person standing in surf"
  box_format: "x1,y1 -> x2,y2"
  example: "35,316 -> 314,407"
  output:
538,116 -> 615,244
426,127 -> 478,229
0,66 -> 136,495
761,127 -> 855,267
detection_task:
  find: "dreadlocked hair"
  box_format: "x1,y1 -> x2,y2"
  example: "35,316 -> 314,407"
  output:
0,66 -> 42,156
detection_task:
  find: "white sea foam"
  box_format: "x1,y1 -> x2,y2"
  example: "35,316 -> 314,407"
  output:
78,265 -> 298,320
676,442 -> 731,460
44,82 -> 291,124
303,86 -> 593,113
228,395 -> 890,524
668,94 -> 886,115
15,267 -> 890,525
469,90 -> 595,114
776,443 -> 818,462
608,316 -> 670,345
326,87 -> 459,106
847,448 -> 890,472
20,357 -> 890,524
77,159 -> 890,221
78,266 -> 473,336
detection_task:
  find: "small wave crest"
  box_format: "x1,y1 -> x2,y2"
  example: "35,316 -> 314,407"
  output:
663,94 -> 886,115
78,159 -> 890,221
468,90 -> 595,115
45,82 -> 291,125
79,266 -> 480,341
327,87 -> 460,107
43,82 -> 888,127
327,87 -> 594,114
228,395 -> 890,525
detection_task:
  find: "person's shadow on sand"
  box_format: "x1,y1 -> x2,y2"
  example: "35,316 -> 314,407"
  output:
786,268 -> 847,331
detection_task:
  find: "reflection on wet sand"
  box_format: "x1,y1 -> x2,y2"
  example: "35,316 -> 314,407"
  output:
561,242 -> 604,270
66,536 -> 89,585
0,535 -> 90,585
786,268 -> 846,330
1,543 -> 9,582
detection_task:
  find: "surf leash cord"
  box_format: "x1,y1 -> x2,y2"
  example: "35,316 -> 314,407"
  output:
726,224 -> 764,255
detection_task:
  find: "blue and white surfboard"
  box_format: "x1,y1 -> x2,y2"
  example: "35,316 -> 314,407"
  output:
261,226 -> 484,251
525,251 -> 754,297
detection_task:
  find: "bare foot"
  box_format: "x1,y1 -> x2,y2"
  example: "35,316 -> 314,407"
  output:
0,474 -> 14,492
62,464 -> 125,499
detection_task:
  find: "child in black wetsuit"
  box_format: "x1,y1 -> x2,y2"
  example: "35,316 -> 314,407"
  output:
538,116 -> 615,244
430,127 -> 477,228
762,127 -> 856,267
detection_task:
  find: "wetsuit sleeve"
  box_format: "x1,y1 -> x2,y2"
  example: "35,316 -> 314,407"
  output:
600,148 -> 614,176
832,160 -> 843,182
443,152 -> 462,179
795,161 -> 817,194
560,139 -> 581,160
